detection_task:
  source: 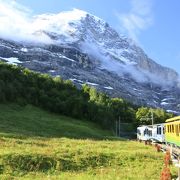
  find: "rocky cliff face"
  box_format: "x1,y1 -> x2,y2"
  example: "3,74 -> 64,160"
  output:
0,9 -> 180,114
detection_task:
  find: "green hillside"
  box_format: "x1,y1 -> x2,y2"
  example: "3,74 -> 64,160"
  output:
0,103 -> 112,139
0,61 -> 137,130
0,104 -> 178,179
0,61 -> 173,132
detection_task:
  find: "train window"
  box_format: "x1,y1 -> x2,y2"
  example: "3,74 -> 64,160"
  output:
177,124 -> 180,136
172,125 -> 174,133
157,127 -> 161,135
177,125 -> 179,136
175,125 -> 178,136
169,125 -> 171,133
163,127 -> 165,134
159,127 -> 161,135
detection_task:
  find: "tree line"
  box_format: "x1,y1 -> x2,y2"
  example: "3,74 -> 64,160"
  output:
0,61 -> 173,130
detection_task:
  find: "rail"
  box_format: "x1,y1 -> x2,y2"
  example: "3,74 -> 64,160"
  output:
153,142 -> 180,179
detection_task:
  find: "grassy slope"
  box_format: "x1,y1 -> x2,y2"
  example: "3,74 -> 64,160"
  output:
0,103 -> 112,139
0,104 -> 177,180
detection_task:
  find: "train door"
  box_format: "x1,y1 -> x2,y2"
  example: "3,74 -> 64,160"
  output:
156,124 -> 165,142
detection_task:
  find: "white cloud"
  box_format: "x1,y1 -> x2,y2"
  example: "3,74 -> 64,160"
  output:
0,0 -> 52,43
0,0 -> 30,39
0,0 -> 88,44
80,41 -> 172,85
116,0 -> 154,43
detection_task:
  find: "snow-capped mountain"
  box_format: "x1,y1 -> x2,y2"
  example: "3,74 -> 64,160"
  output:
0,9 -> 180,114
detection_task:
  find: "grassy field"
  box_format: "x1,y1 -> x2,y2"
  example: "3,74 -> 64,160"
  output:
0,104 -> 178,180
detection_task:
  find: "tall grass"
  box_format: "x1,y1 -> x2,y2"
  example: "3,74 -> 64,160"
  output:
0,104 -> 178,179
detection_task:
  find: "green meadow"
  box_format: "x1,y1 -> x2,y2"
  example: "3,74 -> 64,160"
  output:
0,104 -> 177,180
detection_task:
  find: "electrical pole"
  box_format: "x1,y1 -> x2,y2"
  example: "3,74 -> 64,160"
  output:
151,110 -> 154,125
119,116 -> 121,137
116,120 -> 118,136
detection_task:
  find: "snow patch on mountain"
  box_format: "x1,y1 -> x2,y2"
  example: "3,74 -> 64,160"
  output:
70,79 -> 84,84
57,54 -> 75,62
161,102 -> 169,106
104,86 -> 113,90
21,48 -> 28,52
86,81 -> 99,86
0,57 -> 22,65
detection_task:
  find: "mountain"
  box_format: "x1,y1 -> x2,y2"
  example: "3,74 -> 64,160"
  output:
0,9 -> 180,114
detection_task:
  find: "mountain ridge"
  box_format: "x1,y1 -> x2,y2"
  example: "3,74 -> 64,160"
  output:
0,9 -> 180,114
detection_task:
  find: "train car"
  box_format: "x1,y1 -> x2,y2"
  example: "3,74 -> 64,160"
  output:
137,124 -> 165,142
151,124 -> 165,143
165,116 -> 180,147
137,125 -> 153,141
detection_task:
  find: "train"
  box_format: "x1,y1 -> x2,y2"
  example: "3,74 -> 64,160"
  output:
137,116 -> 180,147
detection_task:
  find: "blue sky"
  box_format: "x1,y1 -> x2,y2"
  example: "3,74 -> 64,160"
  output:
8,0 -> 180,74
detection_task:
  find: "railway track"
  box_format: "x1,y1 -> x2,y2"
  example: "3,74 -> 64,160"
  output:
160,144 -> 180,158
153,142 -> 180,180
